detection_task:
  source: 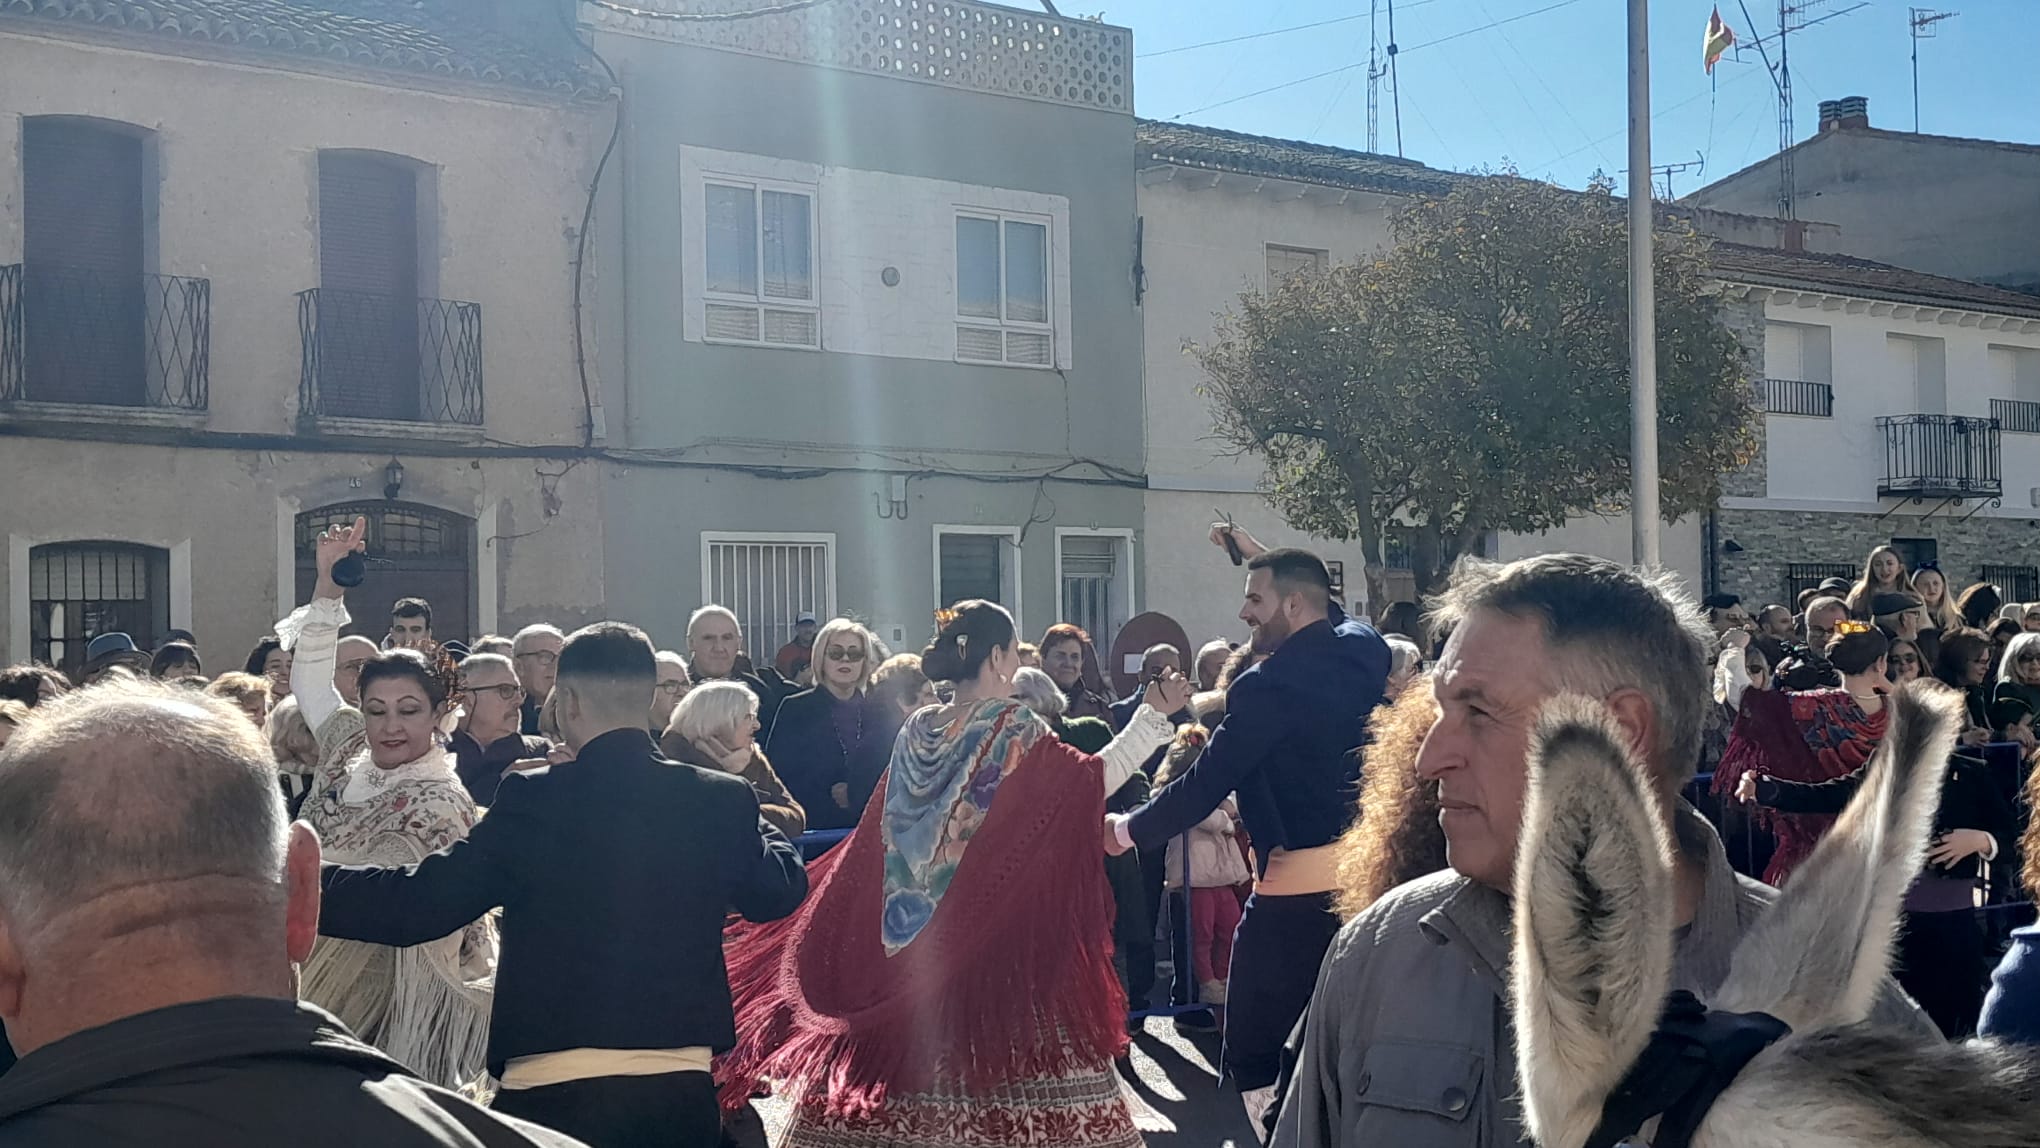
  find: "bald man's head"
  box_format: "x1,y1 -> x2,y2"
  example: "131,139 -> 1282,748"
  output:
0,680 -> 320,1053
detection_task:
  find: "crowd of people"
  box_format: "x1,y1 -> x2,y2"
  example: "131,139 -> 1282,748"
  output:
0,522 -> 2038,1147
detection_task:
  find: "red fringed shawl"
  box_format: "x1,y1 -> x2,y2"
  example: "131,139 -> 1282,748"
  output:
716,735 -> 1127,1115
1713,687 -> 1885,886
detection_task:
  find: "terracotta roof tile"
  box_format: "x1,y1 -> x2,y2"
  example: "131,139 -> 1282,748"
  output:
0,0 -> 599,96
1137,118 -> 1461,196
1707,241 -> 2040,319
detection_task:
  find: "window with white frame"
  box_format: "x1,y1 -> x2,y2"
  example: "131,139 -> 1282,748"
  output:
702,178 -> 818,348
29,542 -> 170,679
955,211 -> 1052,367
935,528 -> 1021,620
1266,244 -> 1329,290
702,533 -> 836,664
1057,531 -> 1131,653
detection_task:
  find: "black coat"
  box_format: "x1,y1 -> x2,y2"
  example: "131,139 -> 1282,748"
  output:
0,997 -> 585,1147
318,728 -> 808,1075
1756,752 -> 2022,889
449,729 -> 551,807
764,688 -> 890,831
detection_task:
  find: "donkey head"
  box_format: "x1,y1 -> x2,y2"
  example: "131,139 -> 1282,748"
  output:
1509,683 -> 2040,1148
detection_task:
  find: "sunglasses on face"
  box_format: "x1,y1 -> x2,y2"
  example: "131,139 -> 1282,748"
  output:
824,646 -> 866,662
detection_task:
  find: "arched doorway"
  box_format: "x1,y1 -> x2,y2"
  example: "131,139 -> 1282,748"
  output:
295,502 -> 473,645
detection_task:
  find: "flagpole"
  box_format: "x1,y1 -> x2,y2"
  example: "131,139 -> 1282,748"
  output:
1627,0 -> 1661,567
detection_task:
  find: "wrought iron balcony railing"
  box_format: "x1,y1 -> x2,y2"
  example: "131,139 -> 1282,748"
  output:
1877,413 -> 2001,501
1990,397 -> 2040,435
297,288 -> 483,427
0,263 -> 210,410
1758,377 -> 1834,417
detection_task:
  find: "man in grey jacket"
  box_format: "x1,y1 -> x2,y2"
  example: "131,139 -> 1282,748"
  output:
1272,553 -> 1936,1148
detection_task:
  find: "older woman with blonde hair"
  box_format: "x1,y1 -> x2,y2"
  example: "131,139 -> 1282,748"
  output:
266,694 -> 320,816
663,679 -> 806,839
763,617 -> 891,830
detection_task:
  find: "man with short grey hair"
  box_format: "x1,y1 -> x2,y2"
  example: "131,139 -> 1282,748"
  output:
1271,553 -> 1934,1148
0,681 -> 583,1146
687,606 -> 788,730
650,650 -> 692,734
511,624 -> 566,736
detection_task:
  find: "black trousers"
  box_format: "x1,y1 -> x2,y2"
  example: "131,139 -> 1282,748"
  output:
494,1071 -> 720,1148
1895,908 -> 1990,1039
1223,890 -> 1341,1091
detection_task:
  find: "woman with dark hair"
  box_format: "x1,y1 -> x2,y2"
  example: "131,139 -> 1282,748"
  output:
0,663 -> 69,708
1958,582 -> 2004,631
1845,544 -> 1914,619
244,635 -> 291,702
721,600 -> 1189,1148
1037,622 -> 1115,722
149,641 -> 202,680
1714,622 -> 1892,886
1934,627 -> 1996,736
279,516 -> 493,1089
1886,636 -> 1926,686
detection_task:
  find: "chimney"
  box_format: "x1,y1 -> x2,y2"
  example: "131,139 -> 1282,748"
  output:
1818,95 -> 1870,133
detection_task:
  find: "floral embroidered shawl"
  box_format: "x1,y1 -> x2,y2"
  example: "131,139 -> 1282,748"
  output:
879,697 -> 1048,954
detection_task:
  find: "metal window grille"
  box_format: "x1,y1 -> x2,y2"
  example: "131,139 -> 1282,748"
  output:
1981,565 -> 2040,604
28,542 -> 170,677
1783,562 -> 1859,605
1990,398 -> 2040,435
705,537 -> 835,665
1060,536 -> 1120,651
298,289 -> 482,425
938,533 -> 1004,608
1759,377 -> 1834,417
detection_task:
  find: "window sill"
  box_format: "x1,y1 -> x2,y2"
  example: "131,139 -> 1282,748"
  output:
0,401 -> 208,430
953,356 -> 1058,371
702,336 -> 822,352
298,416 -> 487,444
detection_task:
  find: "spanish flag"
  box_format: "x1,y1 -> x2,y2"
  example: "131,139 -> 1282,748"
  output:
1704,6 -> 1736,74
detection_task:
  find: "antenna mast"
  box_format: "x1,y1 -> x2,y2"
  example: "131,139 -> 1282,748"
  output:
1910,8 -> 1957,133
1366,0 -> 1381,153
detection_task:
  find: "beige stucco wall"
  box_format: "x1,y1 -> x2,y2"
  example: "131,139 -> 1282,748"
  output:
0,28 -> 610,662
0,28 -> 602,444
2,438 -> 606,666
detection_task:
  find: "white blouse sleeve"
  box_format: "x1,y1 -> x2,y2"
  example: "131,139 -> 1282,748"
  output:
277,597 -> 351,736
1097,704 -> 1176,794
1714,645 -> 1753,710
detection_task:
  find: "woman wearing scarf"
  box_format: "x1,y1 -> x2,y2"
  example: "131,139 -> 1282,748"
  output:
280,516 -> 494,1090
719,600 -> 1190,1147
1713,621 -> 1890,886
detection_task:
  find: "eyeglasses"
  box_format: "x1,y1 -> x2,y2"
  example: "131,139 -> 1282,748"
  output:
824,646 -> 866,662
655,680 -> 689,694
516,650 -> 559,666
468,683 -> 524,702
2017,652 -> 2040,663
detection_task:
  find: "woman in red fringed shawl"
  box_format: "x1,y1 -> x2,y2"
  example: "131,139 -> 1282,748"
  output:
720,600 -> 1188,1148
1713,622 -> 1891,886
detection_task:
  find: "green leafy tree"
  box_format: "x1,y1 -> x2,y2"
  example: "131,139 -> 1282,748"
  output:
1196,176 -> 1757,610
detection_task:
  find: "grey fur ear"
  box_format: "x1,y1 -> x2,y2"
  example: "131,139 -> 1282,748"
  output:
1512,694 -> 1676,1148
1711,683 -> 1960,1030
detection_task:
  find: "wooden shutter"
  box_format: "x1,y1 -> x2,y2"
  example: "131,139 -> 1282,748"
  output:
317,154 -> 419,419
22,119 -> 145,404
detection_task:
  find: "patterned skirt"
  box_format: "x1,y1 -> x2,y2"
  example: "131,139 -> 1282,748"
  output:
780,1063 -> 1143,1148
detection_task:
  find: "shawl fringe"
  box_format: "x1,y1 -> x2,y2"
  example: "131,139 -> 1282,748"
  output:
717,738 -> 1127,1115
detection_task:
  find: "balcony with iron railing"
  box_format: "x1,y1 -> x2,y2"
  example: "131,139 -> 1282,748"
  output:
0,263 -> 210,412
1990,397 -> 2040,435
1877,413 -> 2001,501
297,288 -> 483,430
1758,377 -> 1834,417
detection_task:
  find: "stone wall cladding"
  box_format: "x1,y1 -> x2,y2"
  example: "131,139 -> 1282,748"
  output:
1715,505 -> 2040,608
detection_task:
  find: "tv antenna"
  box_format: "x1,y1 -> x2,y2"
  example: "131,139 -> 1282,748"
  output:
1734,0 -> 1867,220
1653,152 -> 1707,199
1364,0 -> 1403,156
1910,8 -> 1957,132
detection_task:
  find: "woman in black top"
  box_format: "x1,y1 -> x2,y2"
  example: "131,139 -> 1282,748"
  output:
763,619 -> 891,831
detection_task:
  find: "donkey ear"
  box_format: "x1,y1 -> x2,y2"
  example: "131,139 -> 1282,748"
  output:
1710,683 -> 1960,1030
1512,694 -> 1677,1148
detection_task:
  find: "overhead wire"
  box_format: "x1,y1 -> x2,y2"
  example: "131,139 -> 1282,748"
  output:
1137,0 -> 1450,59
1171,0 -> 1587,120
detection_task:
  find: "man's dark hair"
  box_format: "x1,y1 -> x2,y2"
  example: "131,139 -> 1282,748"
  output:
558,621 -> 657,684
391,597 -> 433,632
165,629 -> 197,646
1700,592 -> 1740,613
1247,548 -> 1334,607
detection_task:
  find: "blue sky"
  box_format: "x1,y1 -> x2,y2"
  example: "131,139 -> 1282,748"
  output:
1105,0 -> 2033,196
